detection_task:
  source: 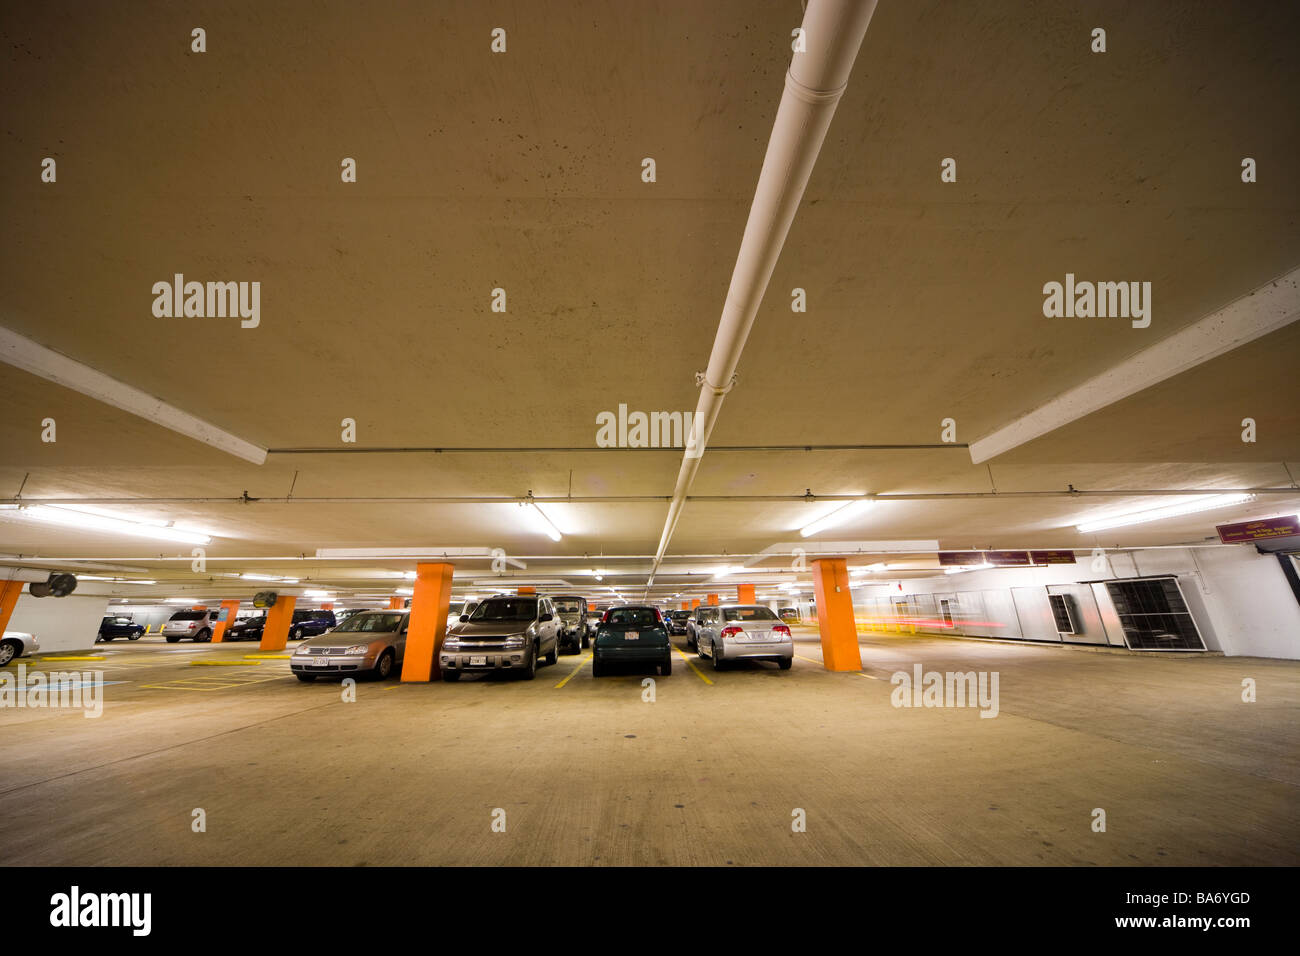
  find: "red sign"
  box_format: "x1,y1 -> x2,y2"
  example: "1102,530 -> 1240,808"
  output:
1216,515 -> 1300,544
985,550 -> 1031,567
938,552 -> 985,567
1030,550 -> 1077,565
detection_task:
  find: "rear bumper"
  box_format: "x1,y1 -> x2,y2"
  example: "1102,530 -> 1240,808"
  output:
718,637 -> 794,661
595,643 -> 671,663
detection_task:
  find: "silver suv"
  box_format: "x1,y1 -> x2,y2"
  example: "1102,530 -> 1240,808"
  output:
440,595 -> 561,681
161,608 -> 219,643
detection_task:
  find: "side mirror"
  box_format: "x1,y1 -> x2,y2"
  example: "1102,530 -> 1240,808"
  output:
459,614 -> 469,623
539,612 -> 553,622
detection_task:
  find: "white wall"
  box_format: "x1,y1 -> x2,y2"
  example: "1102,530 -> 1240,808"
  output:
870,546 -> 1299,660
6,593 -> 110,654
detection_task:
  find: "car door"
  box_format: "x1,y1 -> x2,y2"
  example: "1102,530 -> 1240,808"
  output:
396,614 -> 408,663
542,599 -> 559,652
701,607 -> 717,655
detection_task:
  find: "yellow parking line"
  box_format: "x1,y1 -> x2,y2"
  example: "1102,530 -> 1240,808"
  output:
675,648 -> 713,685
554,652 -> 593,688
189,660 -> 262,667
243,654 -> 290,659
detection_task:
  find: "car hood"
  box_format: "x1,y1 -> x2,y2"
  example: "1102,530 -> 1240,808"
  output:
448,621 -> 531,639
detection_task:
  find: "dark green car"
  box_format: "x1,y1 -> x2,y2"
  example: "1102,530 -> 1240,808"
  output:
592,605 -> 672,677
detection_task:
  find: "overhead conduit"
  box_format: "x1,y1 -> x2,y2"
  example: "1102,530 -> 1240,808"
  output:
646,0 -> 880,589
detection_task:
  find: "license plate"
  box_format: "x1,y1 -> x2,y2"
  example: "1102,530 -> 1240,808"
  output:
624,632 -> 639,640
312,658 -> 329,667
469,655 -> 487,666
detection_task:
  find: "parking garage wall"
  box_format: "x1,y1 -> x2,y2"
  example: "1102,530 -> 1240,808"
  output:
857,547 -> 1300,660
6,593 -> 110,654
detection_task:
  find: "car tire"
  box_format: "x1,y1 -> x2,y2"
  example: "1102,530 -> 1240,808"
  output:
522,644 -> 538,680
661,656 -> 672,676
592,657 -> 604,678
687,634 -> 697,652
711,642 -> 724,671
442,669 -> 460,682
0,640 -> 18,666
582,633 -> 590,649
195,629 -> 211,643
372,649 -> 394,680
129,632 -> 141,641
778,657 -> 792,670
165,636 -> 180,643
544,641 -> 557,666
96,634 -> 108,643
292,627 -> 303,640
296,673 -> 317,682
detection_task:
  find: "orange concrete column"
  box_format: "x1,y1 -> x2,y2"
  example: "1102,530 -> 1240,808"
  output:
388,596 -> 403,610
321,602 -> 334,610
707,593 -> 719,605
680,601 -> 689,610
690,599 -> 700,610
0,580 -> 23,640
211,599 -> 240,643
736,584 -> 755,604
259,596 -> 297,652
811,558 -> 862,671
401,562 -> 455,682
517,586 -> 536,595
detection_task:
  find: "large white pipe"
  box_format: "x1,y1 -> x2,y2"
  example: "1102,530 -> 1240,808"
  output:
648,0 -> 879,584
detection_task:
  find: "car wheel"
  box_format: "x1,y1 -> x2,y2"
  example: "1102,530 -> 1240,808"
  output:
442,669 -> 460,682
592,656 -> 604,678
165,636 -> 180,643
544,640 -> 557,666
296,673 -> 317,683
372,649 -> 394,680
0,640 -> 18,666
292,627 -> 303,640
195,629 -> 211,643
711,641 -> 724,671
661,656 -> 672,676
778,657 -> 792,670
129,632 -> 141,641
687,634 -> 697,652
582,633 -> 590,649
522,644 -> 538,680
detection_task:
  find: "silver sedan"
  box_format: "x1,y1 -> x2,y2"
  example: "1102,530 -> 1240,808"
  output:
693,604 -> 793,671
1,630 -> 40,666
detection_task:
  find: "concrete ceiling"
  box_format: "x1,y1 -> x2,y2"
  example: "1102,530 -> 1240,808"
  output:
2,0 -> 1298,602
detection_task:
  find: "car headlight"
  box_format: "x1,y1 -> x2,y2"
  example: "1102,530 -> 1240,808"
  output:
344,644 -> 371,655
503,634 -> 526,648
292,644 -> 312,655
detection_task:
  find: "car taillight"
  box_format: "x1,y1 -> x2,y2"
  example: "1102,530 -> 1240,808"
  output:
773,624 -> 791,636
721,625 -> 743,638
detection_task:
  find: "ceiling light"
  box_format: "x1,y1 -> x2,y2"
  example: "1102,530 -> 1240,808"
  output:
525,502 -> 563,541
945,563 -> 994,575
1075,494 -> 1256,534
7,505 -> 212,545
799,499 -> 874,538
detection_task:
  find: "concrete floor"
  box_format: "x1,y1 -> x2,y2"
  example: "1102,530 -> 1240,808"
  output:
0,628 -> 1296,866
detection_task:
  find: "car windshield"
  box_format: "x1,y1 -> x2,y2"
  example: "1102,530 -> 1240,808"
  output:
605,607 -> 660,627
333,612 -> 403,633
236,616 -> 266,626
722,606 -> 779,622
169,611 -> 206,621
469,599 -> 538,622
671,611 -> 690,620
553,599 -> 583,614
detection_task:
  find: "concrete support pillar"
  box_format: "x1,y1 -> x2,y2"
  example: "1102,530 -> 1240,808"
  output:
737,584 -> 755,604
691,599 -> 701,610
517,586 -> 536,595
211,599 -> 240,643
259,596 -> 297,652
707,593 -> 719,605
810,558 -> 862,671
401,562 -> 455,682
388,596 -> 403,610
680,601 -> 689,610
0,580 -> 23,642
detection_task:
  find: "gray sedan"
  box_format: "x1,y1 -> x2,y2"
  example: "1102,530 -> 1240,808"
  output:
693,604 -> 794,671
0,630 -> 39,666
291,609 -> 408,682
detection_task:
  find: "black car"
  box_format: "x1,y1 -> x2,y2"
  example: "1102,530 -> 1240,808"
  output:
226,609 -> 337,642
666,610 -> 691,635
96,616 -> 145,642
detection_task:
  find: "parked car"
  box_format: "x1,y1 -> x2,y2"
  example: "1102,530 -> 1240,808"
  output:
778,607 -> 801,624
666,609 -> 691,635
96,616 -> 144,642
161,608 -> 219,643
685,606 -> 716,651
550,594 -> 589,652
291,609 -> 407,682
439,595 -> 561,681
592,605 -> 672,677
586,610 -> 603,639
694,604 -> 793,671
446,600 -> 479,633
0,630 -> 39,666
226,609 -> 336,642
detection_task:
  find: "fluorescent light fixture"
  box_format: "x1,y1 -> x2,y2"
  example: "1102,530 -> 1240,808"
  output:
945,563 -> 994,575
799,499 -> 874,538
395,587 -> 414,596
0,324 -> 268,464
1075,494 -> 1256,534
8,505 -> 212,545
302,589 -> 333,597
525,502 -> 563,541
239,573 -> 299,584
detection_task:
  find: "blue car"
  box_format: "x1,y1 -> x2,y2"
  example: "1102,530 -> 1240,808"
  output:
592,605 -> 672,677
96,616 -> 144,642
